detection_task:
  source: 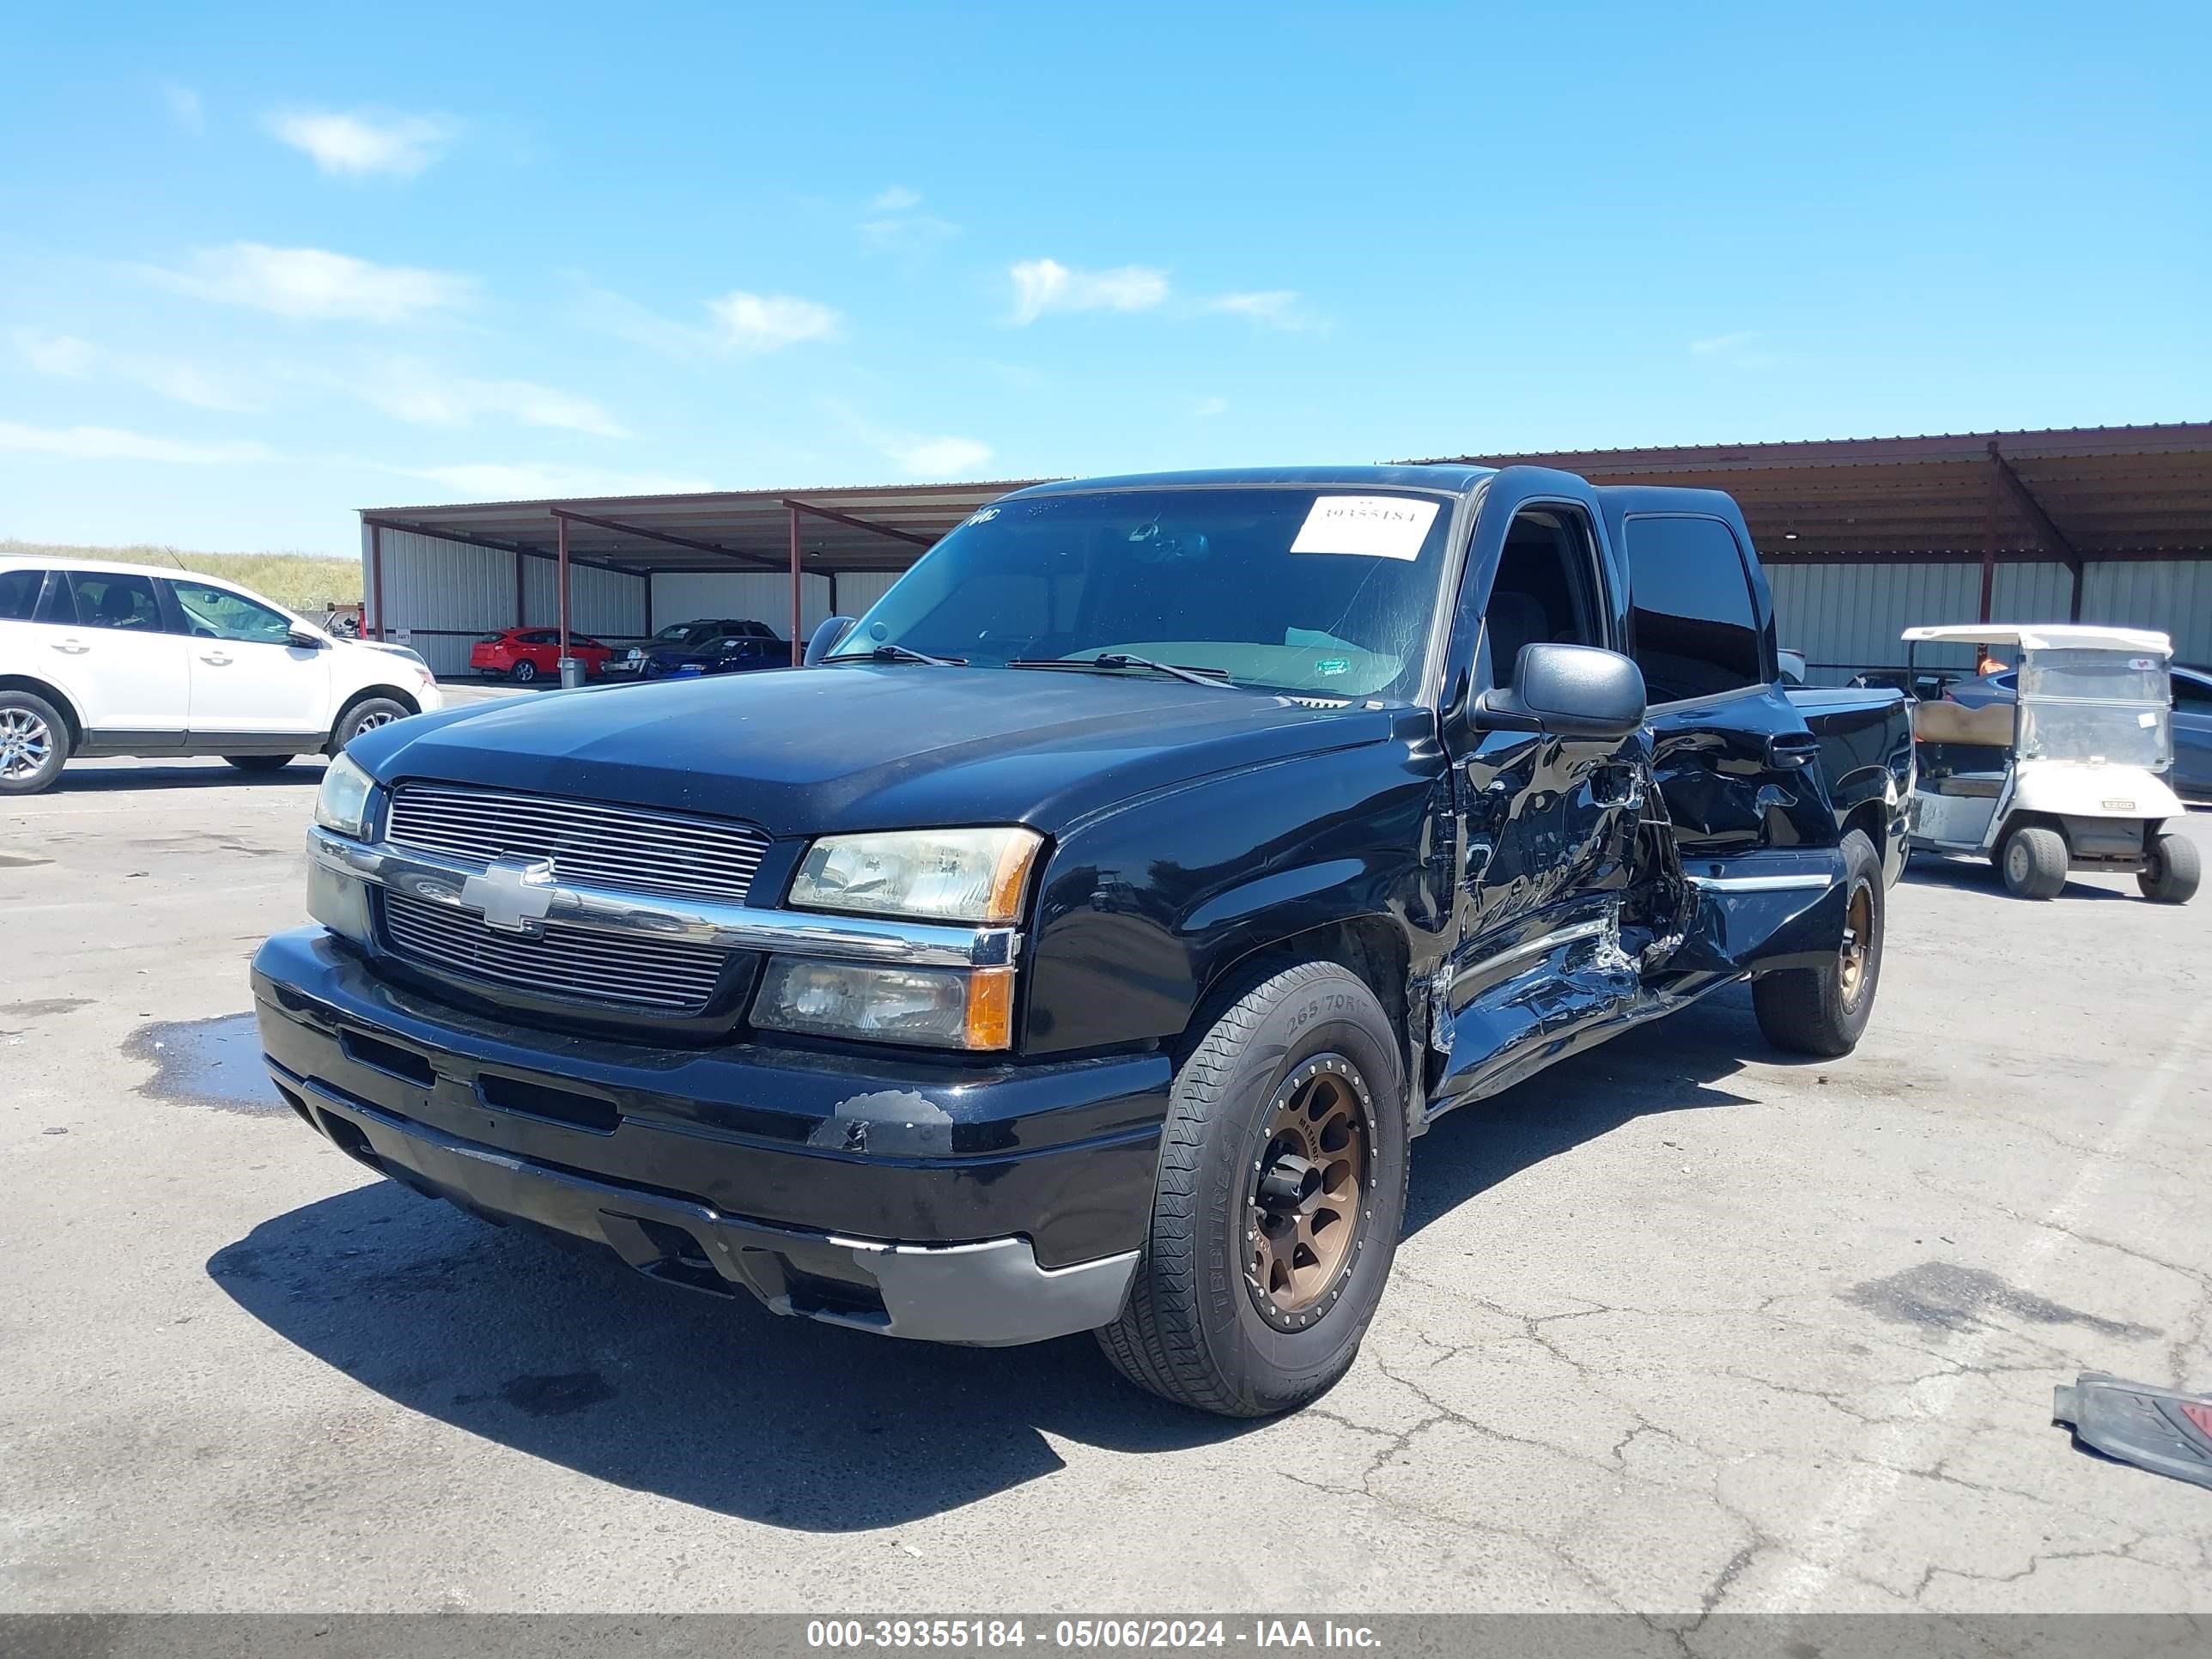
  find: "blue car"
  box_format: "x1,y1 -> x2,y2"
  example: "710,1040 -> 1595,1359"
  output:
639,620 -> 787,678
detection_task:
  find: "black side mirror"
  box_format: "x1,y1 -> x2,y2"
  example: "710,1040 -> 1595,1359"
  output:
287,627 -> 330,650
803,616 -> 858,665
1474,642 -> 1646,739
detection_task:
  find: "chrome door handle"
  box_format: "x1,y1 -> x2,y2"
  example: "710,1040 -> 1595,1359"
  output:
201,651 -> 233,666
51,638 -> 90,654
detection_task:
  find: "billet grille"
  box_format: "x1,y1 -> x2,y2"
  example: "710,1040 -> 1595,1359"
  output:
386,783 -> 769,905
382,891 -> 727,1014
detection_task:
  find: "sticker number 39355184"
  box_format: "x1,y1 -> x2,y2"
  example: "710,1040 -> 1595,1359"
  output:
1289,495 -> 1441,561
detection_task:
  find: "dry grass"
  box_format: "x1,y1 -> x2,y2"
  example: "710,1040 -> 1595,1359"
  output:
0,541 -> 361,611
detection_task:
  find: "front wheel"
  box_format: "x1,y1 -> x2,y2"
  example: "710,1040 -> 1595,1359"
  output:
2139,831 -> 2201,904
1753,829 -> 1885,1058
329,697 -> 411,754
1097,962 -> 1409,1418
2000,824 -> 2069,900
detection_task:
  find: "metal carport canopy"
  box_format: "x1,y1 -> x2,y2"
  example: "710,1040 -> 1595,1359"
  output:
1411,422 -> 2212,624
361,479 -> 1050,665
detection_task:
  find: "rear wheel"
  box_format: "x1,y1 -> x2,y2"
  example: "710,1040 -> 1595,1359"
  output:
511,660 -> 539,684
2138,831 -> 2201,904
1097,961 -> 1409,1418
0,691 -> 68,796
1753,829 -> 1885,1058
2000,824 -> 2069,900
222,755 -> 295,774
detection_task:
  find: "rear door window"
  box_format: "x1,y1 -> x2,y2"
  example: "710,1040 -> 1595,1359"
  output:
65,570 -> 163,632
1622,516 -> 1764,702
0,568 -> 46,622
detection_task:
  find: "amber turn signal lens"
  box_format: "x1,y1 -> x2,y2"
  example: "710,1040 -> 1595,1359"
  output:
963,966 -> 1017,1050
984,833 -> 1042,926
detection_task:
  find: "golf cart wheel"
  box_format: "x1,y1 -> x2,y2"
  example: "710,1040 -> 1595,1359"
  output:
2138,831 -> 2201,904
1753,830 -> 1884,1058
2001,824 -> 2069,900
511,659 -> 539,684
223,755 -> 295,774
1097,961 -> 1408,1418
0,690 -> 68,796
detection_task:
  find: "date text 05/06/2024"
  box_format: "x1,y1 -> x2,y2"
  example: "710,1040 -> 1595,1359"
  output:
805,1620 -> 1383,1650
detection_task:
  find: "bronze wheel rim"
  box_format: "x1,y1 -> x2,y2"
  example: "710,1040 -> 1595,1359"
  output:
1246,1055 -> 1374,1331
1838,879 -> 1874,1005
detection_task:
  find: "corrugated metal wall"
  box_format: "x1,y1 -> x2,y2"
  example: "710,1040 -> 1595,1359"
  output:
1768,559 -> 2212,684
832,570 -> 903,619
649,572 -> 835,640
362,527 -> 647,678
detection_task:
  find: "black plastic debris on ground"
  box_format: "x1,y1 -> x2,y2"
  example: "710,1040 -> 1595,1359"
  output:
2053,1371 -> 2212,1490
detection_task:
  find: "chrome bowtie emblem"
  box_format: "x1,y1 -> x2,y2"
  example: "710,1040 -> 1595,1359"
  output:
459,858 -> 557,936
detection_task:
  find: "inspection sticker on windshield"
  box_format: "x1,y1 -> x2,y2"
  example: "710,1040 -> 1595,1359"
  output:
1291,495 -> 1439,560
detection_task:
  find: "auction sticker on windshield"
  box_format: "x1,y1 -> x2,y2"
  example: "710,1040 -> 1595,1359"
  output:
1290,495 -> 1440,560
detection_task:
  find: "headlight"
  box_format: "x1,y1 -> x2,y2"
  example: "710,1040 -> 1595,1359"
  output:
314,753 -> 375,839
790,827 -> 1042,924
752,959 -> 1015,1050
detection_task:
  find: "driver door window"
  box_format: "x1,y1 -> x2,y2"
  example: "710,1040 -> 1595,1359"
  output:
1470,506 -> 1607,690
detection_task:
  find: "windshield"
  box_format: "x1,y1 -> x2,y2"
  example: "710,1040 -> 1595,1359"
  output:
830,487 -> 1456,698
2015,647 -> 2172,769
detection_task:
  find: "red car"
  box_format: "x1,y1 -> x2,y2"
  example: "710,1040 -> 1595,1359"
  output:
468,629 -> 616,683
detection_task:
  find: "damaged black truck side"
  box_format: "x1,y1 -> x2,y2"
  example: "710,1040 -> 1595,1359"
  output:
253,466 -> 1911,1417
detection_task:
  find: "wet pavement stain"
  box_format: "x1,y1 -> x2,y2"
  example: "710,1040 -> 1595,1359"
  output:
125,1013 -> 283,1115
3,998 -> 94,1020
499,1371 -> 617,1418
1845,1261 -> 2158,1342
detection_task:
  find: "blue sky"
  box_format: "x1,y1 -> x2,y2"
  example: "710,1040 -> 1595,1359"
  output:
3,1 -> 2206,555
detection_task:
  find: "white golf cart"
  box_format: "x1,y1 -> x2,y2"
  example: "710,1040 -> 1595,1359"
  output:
1903,623 -> 2198,903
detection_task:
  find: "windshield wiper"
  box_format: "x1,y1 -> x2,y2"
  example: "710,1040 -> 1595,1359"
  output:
832,642 -> 965,666
1008,653 -> 1232,690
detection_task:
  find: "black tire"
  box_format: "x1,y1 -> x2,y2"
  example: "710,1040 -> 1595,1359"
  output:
511,660 -> 539,684
1999,823 -> 2069,900
1753,829 -> 1885,1059
222,755 -> 295,774
2138,831 -> 2201,904
1097,961 -> 1410,1418
329,696 -> 412,754
0,690 -> 70,796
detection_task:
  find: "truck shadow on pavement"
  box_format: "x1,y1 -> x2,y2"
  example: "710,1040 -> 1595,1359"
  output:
206,994 -> 1769,1530
46,763 -> 325,793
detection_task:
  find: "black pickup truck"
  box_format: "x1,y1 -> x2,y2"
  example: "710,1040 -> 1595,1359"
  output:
252,465 -> 1911,1417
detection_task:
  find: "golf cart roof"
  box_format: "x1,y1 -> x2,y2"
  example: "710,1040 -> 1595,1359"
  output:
1899,623 -> 2173,655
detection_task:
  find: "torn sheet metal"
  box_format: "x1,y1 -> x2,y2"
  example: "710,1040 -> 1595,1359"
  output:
2052,1371 -> 2212,1490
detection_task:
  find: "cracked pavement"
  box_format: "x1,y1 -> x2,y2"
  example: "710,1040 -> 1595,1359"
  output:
2,763 -> 2207,1613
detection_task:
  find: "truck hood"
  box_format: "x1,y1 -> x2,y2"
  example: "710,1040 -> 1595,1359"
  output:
352,664 -> 1401,836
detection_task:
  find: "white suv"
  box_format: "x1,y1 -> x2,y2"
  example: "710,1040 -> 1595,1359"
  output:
0,556 -> 442,795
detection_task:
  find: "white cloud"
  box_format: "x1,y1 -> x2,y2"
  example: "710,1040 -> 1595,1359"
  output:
1192,396 -> 1227,418
14,331 -> 263,412
162,83 -> 204,134
860,187 -> 957,254
354,359 -> 626,436
1691,331 -> 1757,355
706,291 -> 842,353
1209,289 -> 1315,331
267,109 -> 456,178
17,332 -> 96,377
1009,258 -> 1170,325
402,462 -> 716,501
1689,330 -> 1778,368
0,422 -> 274,465
148,243 -> 474,322
883,434 -> 993,477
